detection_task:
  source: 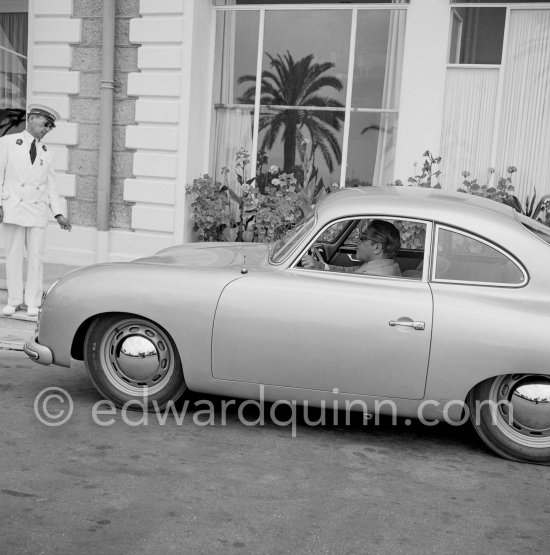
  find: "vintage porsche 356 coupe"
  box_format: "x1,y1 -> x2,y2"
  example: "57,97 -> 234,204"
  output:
25,187 -> 550,464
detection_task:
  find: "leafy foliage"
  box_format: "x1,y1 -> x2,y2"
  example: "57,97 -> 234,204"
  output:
185,175 -> 230,242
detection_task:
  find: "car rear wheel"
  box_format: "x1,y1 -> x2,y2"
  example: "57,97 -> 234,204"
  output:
468,374 -> 550,464
84,314 -> 186,411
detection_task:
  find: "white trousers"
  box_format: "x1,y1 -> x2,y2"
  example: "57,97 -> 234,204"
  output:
3,223 -> 46,308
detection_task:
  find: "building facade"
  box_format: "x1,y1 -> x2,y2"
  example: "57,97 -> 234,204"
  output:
1,0 -> 549,264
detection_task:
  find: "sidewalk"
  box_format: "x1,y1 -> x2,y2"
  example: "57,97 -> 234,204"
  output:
0,259 -> 80,351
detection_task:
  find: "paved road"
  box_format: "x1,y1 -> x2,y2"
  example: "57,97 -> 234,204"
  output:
1,350 -> 549,554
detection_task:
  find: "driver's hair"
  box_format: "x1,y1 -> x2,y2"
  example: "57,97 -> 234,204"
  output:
365,220 -> 401,258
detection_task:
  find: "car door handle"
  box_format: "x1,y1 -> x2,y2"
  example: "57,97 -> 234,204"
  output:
389,320 -> 425,331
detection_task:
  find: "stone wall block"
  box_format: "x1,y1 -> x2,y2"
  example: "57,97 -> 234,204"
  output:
69,150 -> 100,176
133,153 -> 177,179
73,0 -> 103,18
33,45 -> 71,68
111,178 -> 127,202
126,125 -> 178,151
129,18 -> 183,44
80,18 -> 102,46
113,126 -> 129,151
127,73 -> 180,97
67,199 -> 97,227
115,20 -> 136,48
75,176 -> 99,202
71,46 -> 102,71
135,100 -> 179,124
114,100 -> 136,125
138,46 -> 182,70
124,178 -> 176,205
34,19 -> 81,44
114,73 -> 132,98
78,72 -> 100,97
71,98 -> 101,122
115,47 -> 139,72
73,0 -> 140,19
34,0 -> 73,16
139,0 -> 185,15
76,124 -> 100,150
110,202 -> 133,229
131,205 -> 174,233
34,70 -> 80,95
112,152 -> 135,178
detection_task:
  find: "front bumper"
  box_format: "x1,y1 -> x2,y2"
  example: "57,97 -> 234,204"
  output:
24,335 -> 53,365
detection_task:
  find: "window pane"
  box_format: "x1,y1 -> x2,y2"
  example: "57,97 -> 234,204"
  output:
213,10 -> 259,106
346,112 -> 398,187
257,106 -> 343,185
436,228 -> 523,284
353,9 -> 406,108
449,8 -> 505,64
0,12 -> 27,110
215,1 -> 408,5
261,10 -> 350,107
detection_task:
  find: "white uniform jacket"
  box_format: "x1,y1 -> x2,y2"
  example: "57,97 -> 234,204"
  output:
0,130 -> 64,228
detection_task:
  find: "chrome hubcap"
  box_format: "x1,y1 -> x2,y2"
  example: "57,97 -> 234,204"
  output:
99,319 -> 175,396
491,374 -> 550,448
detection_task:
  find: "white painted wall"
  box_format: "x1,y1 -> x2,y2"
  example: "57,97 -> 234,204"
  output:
393,0 -> 451,182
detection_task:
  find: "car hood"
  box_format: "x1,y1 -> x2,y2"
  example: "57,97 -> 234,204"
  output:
133,242 -> 272,270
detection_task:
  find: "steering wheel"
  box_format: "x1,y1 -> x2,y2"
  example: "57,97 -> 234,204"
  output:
309,245 -> 326,263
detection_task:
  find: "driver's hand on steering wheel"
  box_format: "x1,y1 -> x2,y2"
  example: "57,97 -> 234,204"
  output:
301,253 -> 326,270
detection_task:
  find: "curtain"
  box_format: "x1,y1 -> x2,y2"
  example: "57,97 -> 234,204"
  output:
0,12 -> 27,109
440,67 -> 499,191
495,9 -> 550,200
372,9 -> 406,187
213,106 -> 254,220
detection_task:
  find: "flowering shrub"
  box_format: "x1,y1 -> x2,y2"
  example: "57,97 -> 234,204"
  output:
254,169 -> 305,243
458,166 -> 516,201
185,174 -> 230,242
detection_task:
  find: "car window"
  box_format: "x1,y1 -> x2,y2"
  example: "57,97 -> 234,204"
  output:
435,227 -> 524,284
301,217 -> 429,279
270,213 -> 315,263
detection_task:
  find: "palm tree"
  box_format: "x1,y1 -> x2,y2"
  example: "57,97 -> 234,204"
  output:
238,51 -> 344,172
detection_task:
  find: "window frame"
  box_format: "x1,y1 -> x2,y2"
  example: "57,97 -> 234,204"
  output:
432,224 -> 528,287
212,2 -> 409,186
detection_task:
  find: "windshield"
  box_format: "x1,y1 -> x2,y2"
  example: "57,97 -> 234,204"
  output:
270,213 -> 316,264
519,214 -> 550,246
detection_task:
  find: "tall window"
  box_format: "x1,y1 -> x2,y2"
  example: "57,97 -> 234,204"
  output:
0,3 -> 27,136
211,3 -> 407,196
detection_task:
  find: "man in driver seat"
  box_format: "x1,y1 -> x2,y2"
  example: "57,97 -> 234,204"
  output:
302,219 -> 402,277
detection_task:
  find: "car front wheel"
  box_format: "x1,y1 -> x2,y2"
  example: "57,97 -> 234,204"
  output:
468,374 -> 550,464
84,314 -> 187,411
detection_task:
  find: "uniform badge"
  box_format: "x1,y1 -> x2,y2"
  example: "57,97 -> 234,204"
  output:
42,145 -> 47,152
16,139 -> 23,145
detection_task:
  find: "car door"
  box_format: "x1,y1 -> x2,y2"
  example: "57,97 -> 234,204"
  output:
211,270 -> 433,400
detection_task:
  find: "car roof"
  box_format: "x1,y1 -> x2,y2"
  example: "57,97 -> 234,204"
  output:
316,186 -> 517,229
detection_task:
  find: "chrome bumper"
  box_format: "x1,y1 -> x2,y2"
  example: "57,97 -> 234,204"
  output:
24,335 -> 53,365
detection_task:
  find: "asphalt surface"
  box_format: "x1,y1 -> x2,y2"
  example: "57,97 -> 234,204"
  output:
1,350 -> 549,554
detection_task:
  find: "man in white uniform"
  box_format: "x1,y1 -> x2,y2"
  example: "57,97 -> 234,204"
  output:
0,105 -> 71,317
